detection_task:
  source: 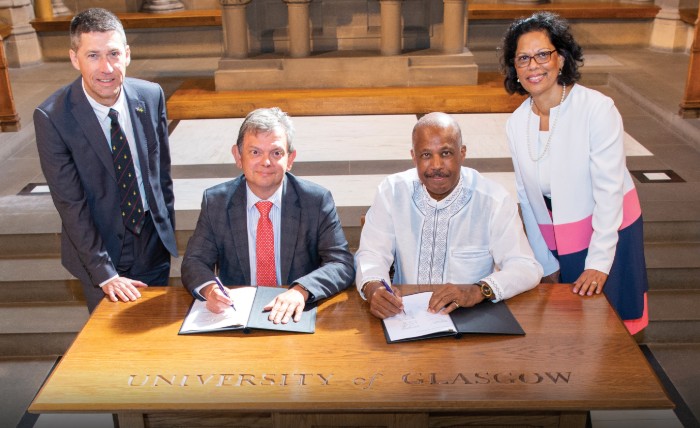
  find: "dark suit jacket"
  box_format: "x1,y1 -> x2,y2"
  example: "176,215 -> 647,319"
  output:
34,77 -> 178,292
181,173 -> 355,302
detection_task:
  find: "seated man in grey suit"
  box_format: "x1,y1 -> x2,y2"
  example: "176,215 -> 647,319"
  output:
182,107 -> 355,324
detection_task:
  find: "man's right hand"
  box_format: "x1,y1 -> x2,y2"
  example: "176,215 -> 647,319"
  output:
364,281 -> 404,319
102,276 -> 147,303
203,283 -> 234,314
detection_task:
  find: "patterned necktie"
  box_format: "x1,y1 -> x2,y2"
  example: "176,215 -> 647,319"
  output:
109,108 -> 145,235
255,201 -> 277,286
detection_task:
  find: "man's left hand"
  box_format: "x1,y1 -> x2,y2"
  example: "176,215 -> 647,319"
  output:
428,284 -> 484,314
263,285 -> 309,324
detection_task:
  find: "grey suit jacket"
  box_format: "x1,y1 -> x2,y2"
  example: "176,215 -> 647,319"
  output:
181,173 -> 354,302
34,77 -> 178,287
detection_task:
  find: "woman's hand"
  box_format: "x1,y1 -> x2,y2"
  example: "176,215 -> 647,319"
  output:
572,269 -> 608,296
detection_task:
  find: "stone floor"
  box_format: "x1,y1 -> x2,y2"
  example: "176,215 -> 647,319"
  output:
1,46 -> 699,428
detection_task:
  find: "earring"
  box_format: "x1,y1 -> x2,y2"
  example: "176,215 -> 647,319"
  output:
558,69 -> 562,75
517,78 -> 520,83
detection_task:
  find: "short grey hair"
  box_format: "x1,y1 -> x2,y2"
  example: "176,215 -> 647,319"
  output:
236,107 -> 296,153
70,8 -> 127,51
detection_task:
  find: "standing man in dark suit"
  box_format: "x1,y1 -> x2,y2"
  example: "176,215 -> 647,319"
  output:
34,8 -> 178,313
182,107 -> 354,324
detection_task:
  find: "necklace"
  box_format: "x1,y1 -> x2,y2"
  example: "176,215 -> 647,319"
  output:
526,83 -> 567,162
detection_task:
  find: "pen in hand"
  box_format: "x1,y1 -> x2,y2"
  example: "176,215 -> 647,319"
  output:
380,279 -> 406,315
214,277 -> 236,311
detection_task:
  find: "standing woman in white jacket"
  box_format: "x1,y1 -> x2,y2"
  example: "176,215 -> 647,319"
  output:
500,12 -> 649,334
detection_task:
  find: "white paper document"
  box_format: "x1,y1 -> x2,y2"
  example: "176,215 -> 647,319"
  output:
179,286 -> 257,334
383,292 -> 458,342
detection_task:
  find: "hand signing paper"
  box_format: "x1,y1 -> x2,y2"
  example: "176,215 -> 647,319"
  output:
203,283 -> 234,314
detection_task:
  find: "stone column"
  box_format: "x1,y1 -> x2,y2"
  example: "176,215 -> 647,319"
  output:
442,0 -> 466,54
379,0 -> 403,56
141,0 -> 185,13
283,0 -> 312,58
0,0 -> 42,67
220,0 -> 252,59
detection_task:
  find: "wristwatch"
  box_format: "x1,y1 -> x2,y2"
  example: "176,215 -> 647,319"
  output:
478,281 -> 494,300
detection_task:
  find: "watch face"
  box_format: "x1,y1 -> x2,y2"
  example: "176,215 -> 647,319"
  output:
481,283 -> 493,298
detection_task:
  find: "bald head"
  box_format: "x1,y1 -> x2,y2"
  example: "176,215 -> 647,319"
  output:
412,112 -> 463,151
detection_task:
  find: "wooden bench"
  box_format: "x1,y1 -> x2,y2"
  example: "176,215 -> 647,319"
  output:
468,2 -> 659,20
166,73 -> 526,120
30,10 -> 221,33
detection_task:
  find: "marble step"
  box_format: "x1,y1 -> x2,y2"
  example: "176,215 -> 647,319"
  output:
0,302 -> 88,357
644,290 -> 700,343
641,201 -> 700,243
644,242 -> 700,270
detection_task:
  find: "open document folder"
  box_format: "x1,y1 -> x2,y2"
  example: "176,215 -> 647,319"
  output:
179,286 -> 317,335
382,291 -> 524,343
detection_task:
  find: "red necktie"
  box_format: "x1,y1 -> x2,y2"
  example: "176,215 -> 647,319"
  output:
255,201 -> 277,286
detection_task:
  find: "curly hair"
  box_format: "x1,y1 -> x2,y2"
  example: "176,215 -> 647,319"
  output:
500,12 -> 584,95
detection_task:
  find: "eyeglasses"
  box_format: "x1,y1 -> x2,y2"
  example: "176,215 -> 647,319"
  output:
514,50 -> 556,68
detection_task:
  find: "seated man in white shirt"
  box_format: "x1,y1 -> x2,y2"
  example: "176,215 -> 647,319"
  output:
355,112 -> 543,319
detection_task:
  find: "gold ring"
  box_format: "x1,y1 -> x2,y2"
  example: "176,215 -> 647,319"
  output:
452,300 -> 460,309
591,281 -> 598,286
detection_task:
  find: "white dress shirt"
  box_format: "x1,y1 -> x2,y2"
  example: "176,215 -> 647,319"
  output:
355,167 -> 543,302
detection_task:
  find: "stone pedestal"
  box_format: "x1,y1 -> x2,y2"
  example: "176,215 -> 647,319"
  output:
650,1 -> 691,51
215,50 -> 478,90
0,0 -> 42,67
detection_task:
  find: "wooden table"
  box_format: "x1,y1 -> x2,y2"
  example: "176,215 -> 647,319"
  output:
29,284 -> 672,428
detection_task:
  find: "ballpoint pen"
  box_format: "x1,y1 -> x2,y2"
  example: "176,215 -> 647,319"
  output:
214,276 -> 236,311
380,278 -> 405,315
